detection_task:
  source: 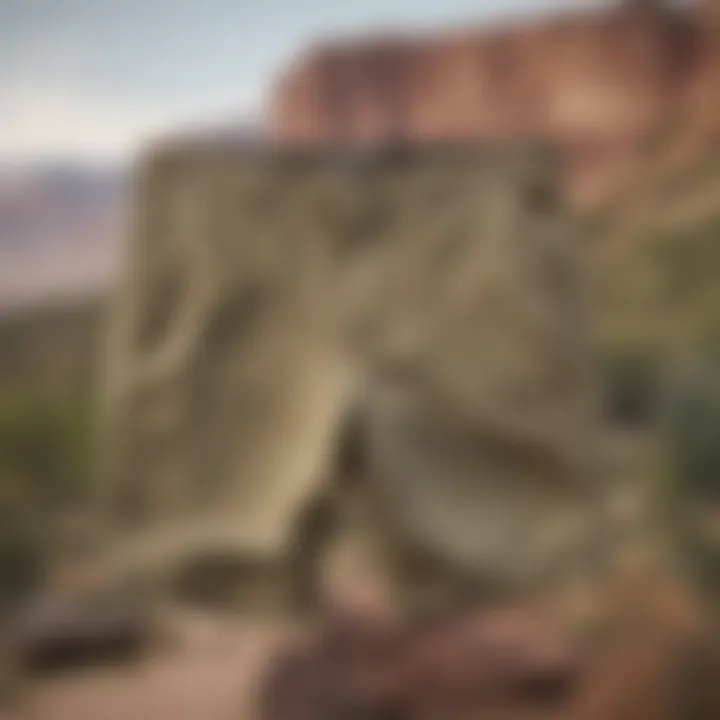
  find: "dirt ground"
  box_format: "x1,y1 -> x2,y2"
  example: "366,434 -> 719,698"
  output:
1,613 -> 295,720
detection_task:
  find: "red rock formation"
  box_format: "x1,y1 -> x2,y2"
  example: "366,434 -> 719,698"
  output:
258,604 -> 581,720
257,591 -> 719,720
269,1 -> 720,206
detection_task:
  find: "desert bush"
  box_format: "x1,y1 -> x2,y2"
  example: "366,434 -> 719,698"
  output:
0,507 -> 46,611
655,215 -> 720,303
0,387 -> 95,607
0,388 -> 93,508
660,358 -> 720,595
598,347 -> 661,427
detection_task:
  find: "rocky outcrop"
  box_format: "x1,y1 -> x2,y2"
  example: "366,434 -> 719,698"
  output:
269,1 -> 720,206
258,589 -> 720,720
100,143 -> 601,609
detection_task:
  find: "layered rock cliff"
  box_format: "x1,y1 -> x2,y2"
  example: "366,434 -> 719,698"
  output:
101,144 -> 601,608
269,0 -> 720,206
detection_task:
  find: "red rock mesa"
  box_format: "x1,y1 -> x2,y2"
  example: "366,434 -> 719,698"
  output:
269,0 -> 720,206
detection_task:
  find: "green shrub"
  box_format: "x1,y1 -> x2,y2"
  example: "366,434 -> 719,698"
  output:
0,387 -> 95,607
598,346 -> 661,427
660,358 -> 720,595
655,215 -> 720,304
0,508 -> 46,610
0,388 -> 93,509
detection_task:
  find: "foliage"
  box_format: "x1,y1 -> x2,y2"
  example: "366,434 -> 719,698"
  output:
660,358 -> 720,595
598,346 -> 661,427
0,507 -> 47,611
655,215 -> 720,304
0,388 -> 94,508
0,387 -> 95,607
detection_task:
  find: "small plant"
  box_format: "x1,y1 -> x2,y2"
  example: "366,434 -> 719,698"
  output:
0,506 -> 46,610
0,388 -> 94,509
654,215 -> 720,304
598,346 -> 661,427
0,387 -> 95,607
660,358 -> 720,596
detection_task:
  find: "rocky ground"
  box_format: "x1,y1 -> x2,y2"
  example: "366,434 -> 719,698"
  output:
1,613 -> 292,720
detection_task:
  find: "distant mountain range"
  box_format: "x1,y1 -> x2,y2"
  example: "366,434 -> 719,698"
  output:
0,121 -> 264,313
0,162 -> 128,311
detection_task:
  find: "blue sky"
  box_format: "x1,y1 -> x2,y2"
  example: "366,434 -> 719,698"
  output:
0,0 -> 600,164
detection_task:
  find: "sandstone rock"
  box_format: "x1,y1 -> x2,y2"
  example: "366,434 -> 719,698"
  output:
100,142 -> 601,611
269,1 -> 720,207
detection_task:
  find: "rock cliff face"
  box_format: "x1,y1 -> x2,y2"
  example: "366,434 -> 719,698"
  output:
269,1 -> 720,205
101,143 -> 600,608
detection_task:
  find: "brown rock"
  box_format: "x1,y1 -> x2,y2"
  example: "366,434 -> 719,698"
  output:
10,599 -> 151,675
257,603 -> 581,720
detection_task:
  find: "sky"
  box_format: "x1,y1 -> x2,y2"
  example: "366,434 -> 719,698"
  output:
0,0 -> 603,166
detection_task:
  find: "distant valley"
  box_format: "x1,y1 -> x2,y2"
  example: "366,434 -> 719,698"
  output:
0,162 -> 127,312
